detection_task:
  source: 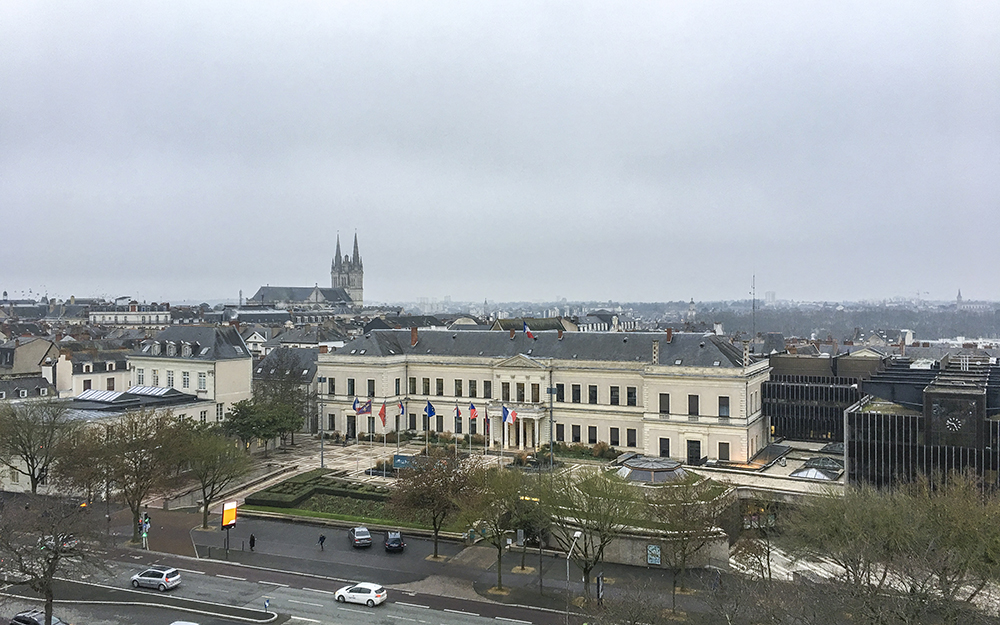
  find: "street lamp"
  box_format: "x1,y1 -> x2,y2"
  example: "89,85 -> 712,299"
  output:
566,530 -> 582,625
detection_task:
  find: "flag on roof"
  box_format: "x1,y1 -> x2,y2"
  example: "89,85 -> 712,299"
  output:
523,321 -> 536,339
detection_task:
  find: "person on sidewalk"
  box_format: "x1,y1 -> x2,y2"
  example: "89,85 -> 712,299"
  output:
318,534 -> 326,551
249,534 -> 256,551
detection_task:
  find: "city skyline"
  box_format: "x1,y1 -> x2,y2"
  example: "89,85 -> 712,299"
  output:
3,2 -> 998,304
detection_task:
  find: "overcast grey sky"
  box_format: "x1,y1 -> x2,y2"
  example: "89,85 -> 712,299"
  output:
3,1 -> 998,305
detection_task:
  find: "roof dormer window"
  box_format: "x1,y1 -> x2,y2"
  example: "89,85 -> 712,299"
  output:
182,343 -> 192,357
166,342 -> 177,356
18,389 -> 27,398
151,343 -> 161,355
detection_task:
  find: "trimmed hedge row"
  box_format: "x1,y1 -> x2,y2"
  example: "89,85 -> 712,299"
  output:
245,469 -> 391,509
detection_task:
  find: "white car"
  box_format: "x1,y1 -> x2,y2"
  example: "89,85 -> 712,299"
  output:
334,582 -> 387,607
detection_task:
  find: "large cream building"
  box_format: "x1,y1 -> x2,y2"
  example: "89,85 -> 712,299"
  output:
316,328 -> 770,464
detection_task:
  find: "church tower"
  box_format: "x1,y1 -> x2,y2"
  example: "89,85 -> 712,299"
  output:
331,233 -> 364,307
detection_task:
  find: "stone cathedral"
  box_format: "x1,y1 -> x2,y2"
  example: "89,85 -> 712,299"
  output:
331,233 -> 363,307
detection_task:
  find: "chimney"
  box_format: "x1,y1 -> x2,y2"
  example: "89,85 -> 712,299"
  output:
743,342 -> 751,367
665,327 -> 673,343
557,329 -> 564,340
713,322 -> 724,336
319,345 -> 328,354
509,329 -> 516,340
410,327 -> 418,347
652,339 -> 659,364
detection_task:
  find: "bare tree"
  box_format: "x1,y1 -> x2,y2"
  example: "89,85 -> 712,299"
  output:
181,423 -> 253,529
540,468 -> 643,603
388,448 -> 470,558
0,494 -> 102,625
0,400 -> 77,494
459,466 -> 525,591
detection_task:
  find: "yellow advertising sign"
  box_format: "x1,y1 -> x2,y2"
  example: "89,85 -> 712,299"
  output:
221,501 -> 238,528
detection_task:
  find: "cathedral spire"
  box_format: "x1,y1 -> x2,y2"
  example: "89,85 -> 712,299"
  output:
352,233 -> 361,267
333,234 -> 342,270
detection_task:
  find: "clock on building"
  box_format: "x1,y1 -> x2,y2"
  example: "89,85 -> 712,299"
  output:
946,417 -> 963,432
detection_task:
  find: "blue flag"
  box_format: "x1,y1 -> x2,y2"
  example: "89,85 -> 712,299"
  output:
425,400 -> 436,418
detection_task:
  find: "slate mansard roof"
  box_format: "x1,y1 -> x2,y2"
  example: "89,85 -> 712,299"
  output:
134,326 -> 251,360
330,329 -> 748,368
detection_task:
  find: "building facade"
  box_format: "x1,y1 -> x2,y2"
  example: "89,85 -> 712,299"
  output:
315,329 -> 770,464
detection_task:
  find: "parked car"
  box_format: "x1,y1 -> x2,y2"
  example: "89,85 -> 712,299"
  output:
10,609 -> 69,625
130,564 -> 181,591
334,582 -> 387,607
384,530 -> 405,552
348,526 -> 372,548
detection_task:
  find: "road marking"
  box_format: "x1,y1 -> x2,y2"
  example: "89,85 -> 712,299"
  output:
216,574 -> 246,581
395,601 -> 430,609
337,606 -> 371,614
289,617 -> 321,623
261,580 -> 289,587
445,609 -> 479,616
288,599 -> 324,607
176,567 -> 206,575
384,615 -> 418,622
303,586 -> 336,595
495,618 -> 533,624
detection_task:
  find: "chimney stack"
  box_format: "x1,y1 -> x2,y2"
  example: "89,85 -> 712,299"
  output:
557,329 -> 564,340
319,345 -> 328,354
410,327 -> 418,347
652,339 -> 659,364
509,329 -> 516,340
665,327 -> 673,343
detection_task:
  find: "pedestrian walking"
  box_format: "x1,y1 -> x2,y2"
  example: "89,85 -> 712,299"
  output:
249,534 -> 256,551
318,534 -> 326,551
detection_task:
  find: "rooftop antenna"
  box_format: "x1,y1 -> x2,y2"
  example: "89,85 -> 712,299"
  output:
751,274 -> 756,344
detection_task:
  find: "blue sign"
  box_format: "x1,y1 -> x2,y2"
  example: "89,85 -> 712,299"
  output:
393,454 -> 417,470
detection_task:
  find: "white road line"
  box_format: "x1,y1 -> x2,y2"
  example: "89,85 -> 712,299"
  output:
175,568 -> 206,575
395,601 -> 430,609
288,599 -> 324,607
303,586 -> 337,595
289,617 -> 321,623
445,609 -> 479,616
261,580 -> 290,587
384,615 -> 418,622
495,618 -> 533,624
215,574 -> 246,581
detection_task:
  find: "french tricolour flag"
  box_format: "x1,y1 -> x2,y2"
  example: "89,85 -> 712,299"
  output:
523,321 -> 536,339
502,405 -> 517,424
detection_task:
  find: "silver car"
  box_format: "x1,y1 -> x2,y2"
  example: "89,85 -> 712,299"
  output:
130,565 -> 181,591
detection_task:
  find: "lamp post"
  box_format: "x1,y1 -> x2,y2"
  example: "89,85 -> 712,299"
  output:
566,530 -> 582,625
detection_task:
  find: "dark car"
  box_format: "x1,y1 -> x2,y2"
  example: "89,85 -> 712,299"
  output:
384,530 -> 405,552
10,610 -> 69,625
348,526 -> 372,548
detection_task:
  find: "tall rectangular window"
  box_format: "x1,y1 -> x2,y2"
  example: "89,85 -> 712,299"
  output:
627,387 -> 637,406
719,442 -> 730,461
409,413 -> 417,430
610,386 -> 620,405
659,393 -> 670,414
166,370 -> 174,388
409,377 -> 417,394
151,370 -> 159,386
610,427 -> 620,446
502,382 -> 511,401
435,378 -> 444,396
531,383 -> 540,403
688,395 -> 699,416
368,416 -> 376,433
588,385 -> 598,404
328,378 -> 335,395
556,423 -> 565,442
436,415 -> 444,432
347,378 -> 356,396
470,419 -> 477,435
627,428 -> 637,447
483,380 -> 492,398
455,415 -> 463,434
216,404 -> 224,421
328,414 -> 336,431
182,371 -> 190,389
556,384 -> 565,402
106,378 -> 115,391
454,380 -> 463,397
395,378 -> 400,396
422,378 -> 430,395
572,384 -> 581,403
200,410 -> 207,423
588,426 -> 597,444
516,383 -> 525,402
572,425 -> 581,443
469,380 -> 477,398
367,379 -> 375,397
719,396 -> 730,417
83,379 -> 92,391
198,372 -> 206,390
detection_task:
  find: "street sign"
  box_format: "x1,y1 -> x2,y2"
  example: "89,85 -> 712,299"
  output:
221,501 -> 238,529
516,529 -> 524,546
